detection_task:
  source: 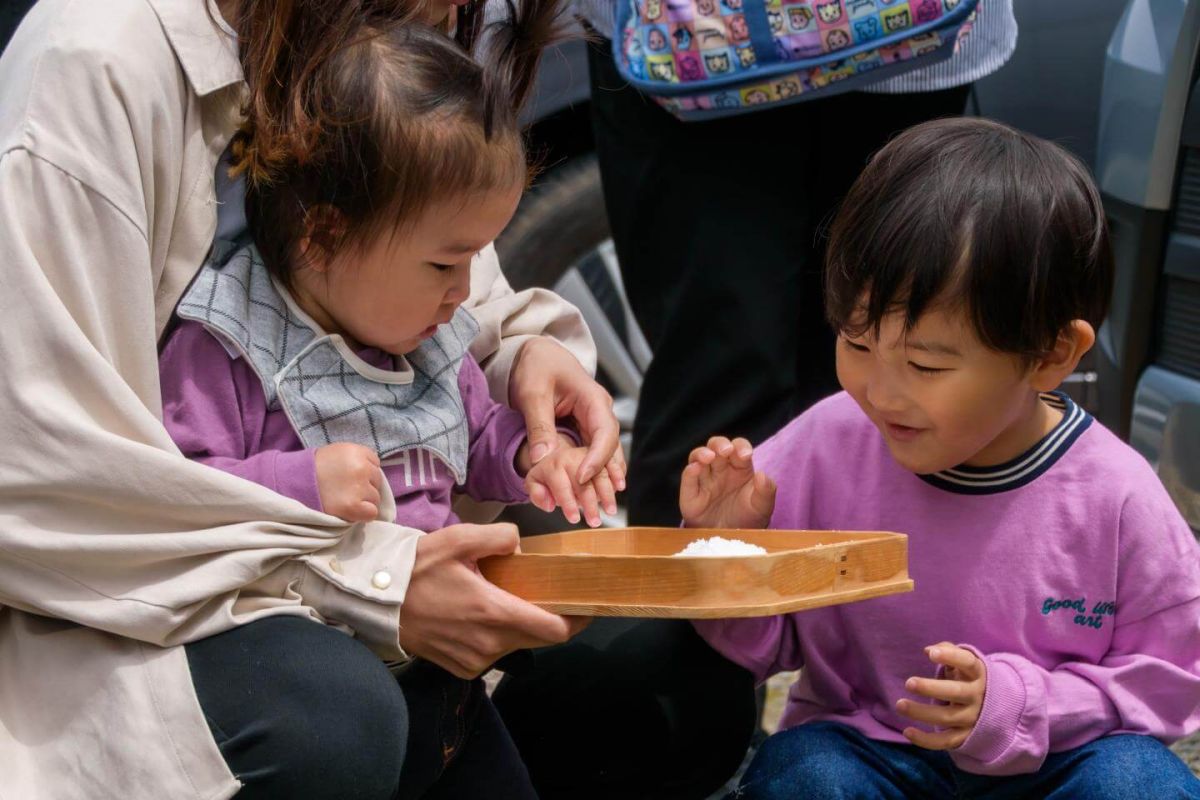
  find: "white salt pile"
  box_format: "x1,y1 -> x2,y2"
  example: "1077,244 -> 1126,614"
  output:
673,536 -> 768,557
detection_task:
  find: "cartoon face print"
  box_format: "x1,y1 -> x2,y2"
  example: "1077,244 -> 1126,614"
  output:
729,14 -> 749,42
788,6 -> 814,30
883,8 -> 911,31
775,78 -> 802,97
704,50 -> 733,73
845,0 -> 876,15
815,0 -> 843,24
825,28 -> 851,49
697,27 -> 729,49
673,25 -> 694,49
743,88 -> 770,104
647,28 -> 668,50
768,9 -> 784,33
721,0 -> 745,12
643,0 -> 664,20
737,44 -> 757,67
914,0 -> 941,22
677,52 -> 705,80
714,92 -> 741,109
696,0 -> 718,15
853,16 -> 881,40
648,59 -> 677,81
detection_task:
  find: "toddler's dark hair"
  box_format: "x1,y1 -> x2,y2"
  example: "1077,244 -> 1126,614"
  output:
825,117 -> 1114,360
229,0 -> 567,286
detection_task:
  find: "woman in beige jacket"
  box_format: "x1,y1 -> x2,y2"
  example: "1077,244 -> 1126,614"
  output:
0,1 -> 622,797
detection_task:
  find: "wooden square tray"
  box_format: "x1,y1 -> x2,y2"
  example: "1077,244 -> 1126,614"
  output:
478,527 -> 912,618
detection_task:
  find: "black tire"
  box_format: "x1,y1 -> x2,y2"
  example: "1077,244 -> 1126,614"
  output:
497,154 -> 610,291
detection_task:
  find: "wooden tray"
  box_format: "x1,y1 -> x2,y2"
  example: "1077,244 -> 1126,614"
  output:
479,527 -> 912,618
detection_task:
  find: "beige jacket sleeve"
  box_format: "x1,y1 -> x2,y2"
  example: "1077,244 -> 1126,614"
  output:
0,149 -> 413,656
467,243 -> 597,401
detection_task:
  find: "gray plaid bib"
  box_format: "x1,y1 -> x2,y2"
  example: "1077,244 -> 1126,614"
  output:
177,243 -> 478,484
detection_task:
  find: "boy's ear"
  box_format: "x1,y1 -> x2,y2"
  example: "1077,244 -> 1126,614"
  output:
1029,320 -> 1096,392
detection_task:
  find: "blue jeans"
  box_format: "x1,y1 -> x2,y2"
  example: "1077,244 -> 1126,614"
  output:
729,721 -> 1200,799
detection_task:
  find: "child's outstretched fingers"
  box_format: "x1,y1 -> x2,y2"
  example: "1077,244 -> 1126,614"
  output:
592,468 -> 618,517
528,481 -> 553,514
729,437 -> 755,469
543,467 -> 581,525
679,461 -> 712,522
749,471 -> 777,521
577,479 -> 602,528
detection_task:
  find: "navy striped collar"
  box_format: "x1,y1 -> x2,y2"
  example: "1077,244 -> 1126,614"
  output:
918,391 -> 1092,495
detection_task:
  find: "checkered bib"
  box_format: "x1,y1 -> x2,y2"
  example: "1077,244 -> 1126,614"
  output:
615,0 -> 979,121
176,242 -> 479,483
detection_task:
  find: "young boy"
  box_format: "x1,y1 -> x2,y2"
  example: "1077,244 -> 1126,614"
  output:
681,118 -> 1200,798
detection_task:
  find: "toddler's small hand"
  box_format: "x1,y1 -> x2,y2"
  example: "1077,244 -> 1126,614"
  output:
314,442 -> 384,522
679,436 -> 776,529
524,439 -> 617,528
895,642 -> 987,751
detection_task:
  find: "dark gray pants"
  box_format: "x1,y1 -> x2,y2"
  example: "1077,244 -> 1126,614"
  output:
186,616 -> 536,799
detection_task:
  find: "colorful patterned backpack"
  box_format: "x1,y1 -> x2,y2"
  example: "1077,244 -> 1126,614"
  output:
614,0 -> 980,121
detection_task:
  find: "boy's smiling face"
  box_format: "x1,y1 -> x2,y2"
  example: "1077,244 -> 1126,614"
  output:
836,303 -> 1070,475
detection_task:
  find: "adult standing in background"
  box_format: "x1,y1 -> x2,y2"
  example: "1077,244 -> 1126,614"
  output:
578,0 -> 1018,527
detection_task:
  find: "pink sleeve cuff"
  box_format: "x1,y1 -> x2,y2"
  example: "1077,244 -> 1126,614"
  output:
952,646 -> 1029,770
269,449 -> 324,513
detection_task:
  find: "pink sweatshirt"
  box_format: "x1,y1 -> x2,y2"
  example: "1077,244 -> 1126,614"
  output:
695,391 -> 1200,776
159,319 -> 530,531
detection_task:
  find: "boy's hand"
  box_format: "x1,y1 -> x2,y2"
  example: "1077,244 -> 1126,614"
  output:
896,642 -> 987,750
522,435 -> 618,528
314,442 -> 384,522
679,436 -> 776,529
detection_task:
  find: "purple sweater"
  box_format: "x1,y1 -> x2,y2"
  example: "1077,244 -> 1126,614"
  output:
160,320 -> 530,531
695,392 -> 1200,776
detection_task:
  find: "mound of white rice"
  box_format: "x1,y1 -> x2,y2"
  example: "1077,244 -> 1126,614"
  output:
673,536 -> 767,557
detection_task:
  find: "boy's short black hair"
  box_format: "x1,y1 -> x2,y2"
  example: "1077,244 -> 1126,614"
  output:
825,117 -> 1114,360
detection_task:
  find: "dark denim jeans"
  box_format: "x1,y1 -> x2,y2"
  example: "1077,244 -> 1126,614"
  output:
729,720 -> 1200,799
185,616 -> 536,800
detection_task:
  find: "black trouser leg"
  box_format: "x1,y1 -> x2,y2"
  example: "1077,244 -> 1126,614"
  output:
186,616 -> 535,799
588,38 -> 969,526
492,617 -> 757,800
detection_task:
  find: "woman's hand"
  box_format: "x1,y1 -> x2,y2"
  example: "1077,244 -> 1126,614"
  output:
679,436 -> 776,530
508,336 -> 625,490
398,522 -> 589,678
